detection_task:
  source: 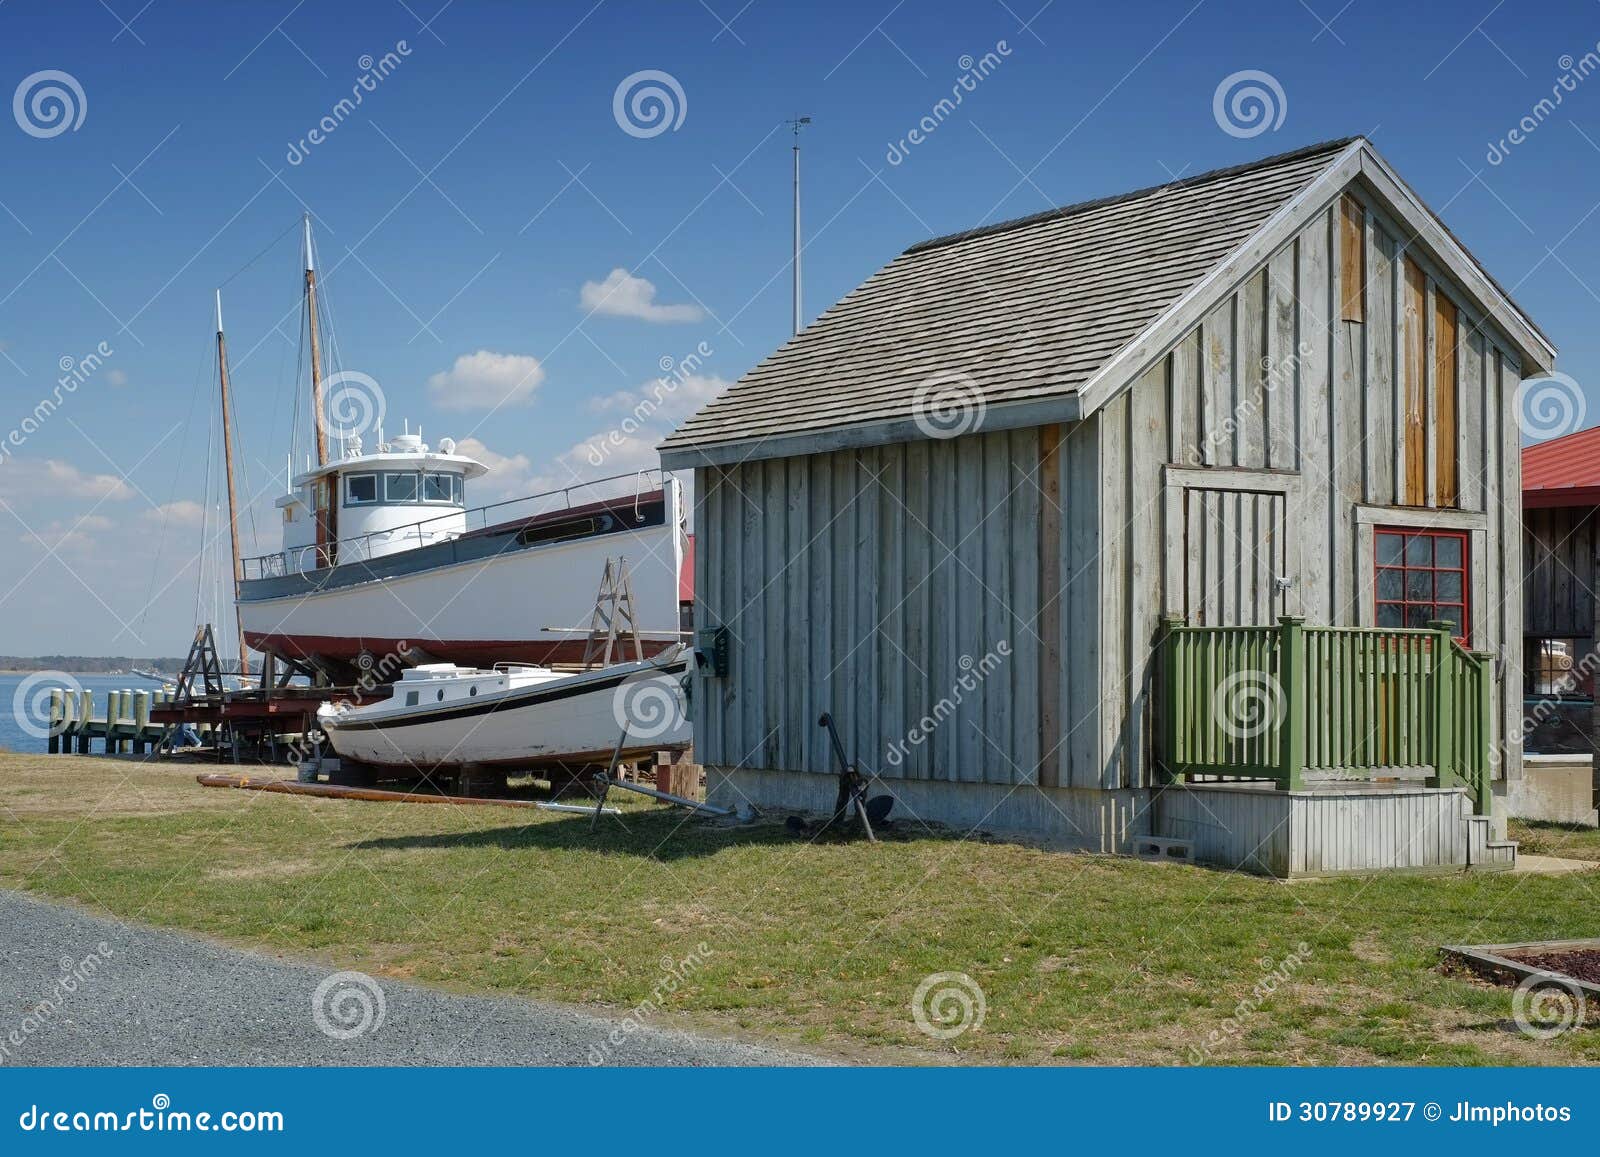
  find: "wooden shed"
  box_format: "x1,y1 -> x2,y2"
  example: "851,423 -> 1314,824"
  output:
1518,428 -> 1600,825
661,138 -> 1557,876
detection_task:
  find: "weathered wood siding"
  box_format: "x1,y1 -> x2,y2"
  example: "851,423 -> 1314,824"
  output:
1524,505 -> 1597,640
695,426 -> 1107,787
1099,188 -> 1528,786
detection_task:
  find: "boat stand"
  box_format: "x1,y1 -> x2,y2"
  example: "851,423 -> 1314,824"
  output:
589,726 -> 732,830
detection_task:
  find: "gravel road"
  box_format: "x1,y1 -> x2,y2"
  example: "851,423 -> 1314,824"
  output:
0,890 -> 817,1066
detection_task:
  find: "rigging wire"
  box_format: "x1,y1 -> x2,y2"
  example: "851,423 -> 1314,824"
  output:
135,319 -> 214,642
219,216 -> 301,288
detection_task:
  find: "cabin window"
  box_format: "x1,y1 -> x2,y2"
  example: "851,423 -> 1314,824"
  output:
405,691 -> 418,707
385,472 -> 419,503
517,516 -> 598,547
452,475 -> 465,506
1374,528 -> 1469,638
423,472 -> 454,504
1525,638 -> 1591,700
345,473 -> 378,505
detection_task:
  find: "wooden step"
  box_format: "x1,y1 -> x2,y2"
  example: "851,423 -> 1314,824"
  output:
1464,813 -> 1516,870
1484,839 -> 1519,868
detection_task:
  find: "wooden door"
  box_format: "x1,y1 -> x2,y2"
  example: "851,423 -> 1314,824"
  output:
1182,487 -> 1287,626
315,477 -> 338,567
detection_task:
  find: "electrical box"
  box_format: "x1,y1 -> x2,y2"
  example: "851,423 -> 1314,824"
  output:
696,626 -> 730,678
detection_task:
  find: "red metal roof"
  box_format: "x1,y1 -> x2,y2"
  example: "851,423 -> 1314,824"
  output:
1523,425 -> 1600,508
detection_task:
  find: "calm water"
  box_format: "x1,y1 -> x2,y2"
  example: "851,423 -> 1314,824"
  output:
0,673 -> 170,754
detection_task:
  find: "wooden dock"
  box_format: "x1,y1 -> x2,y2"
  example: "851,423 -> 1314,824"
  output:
45,687 -> 184,755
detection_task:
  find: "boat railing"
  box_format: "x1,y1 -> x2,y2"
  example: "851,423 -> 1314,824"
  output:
243,469 -> 666,579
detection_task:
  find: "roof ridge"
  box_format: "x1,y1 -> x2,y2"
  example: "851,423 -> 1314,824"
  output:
903,136 -> 1361,257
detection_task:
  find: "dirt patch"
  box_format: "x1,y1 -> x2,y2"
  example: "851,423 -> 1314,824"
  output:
1505,947 -> 1600,986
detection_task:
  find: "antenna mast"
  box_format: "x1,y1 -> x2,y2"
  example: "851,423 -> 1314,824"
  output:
303,213 -> 328,467
215,290 -> 249,678
787,116 -> 811,336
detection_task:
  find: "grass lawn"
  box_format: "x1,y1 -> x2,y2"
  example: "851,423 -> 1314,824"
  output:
2,752 -> 1598,1065
1509,818 -> 1600,863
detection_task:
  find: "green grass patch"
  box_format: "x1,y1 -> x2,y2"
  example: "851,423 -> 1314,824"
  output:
2,754 -> 1598,1064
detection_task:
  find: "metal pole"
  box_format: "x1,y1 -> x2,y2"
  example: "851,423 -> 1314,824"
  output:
792,139 -> 801,335
787,116 -> 810,336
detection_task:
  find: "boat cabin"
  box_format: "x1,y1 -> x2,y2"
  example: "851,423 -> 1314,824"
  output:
275,426 -> 488,572
664,137 -> 1559,877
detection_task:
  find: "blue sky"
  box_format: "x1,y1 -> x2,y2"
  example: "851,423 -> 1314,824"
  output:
2,0 -> 1600,654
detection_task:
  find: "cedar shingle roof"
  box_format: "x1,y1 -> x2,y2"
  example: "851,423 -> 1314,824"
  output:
661,137 -> 1357,458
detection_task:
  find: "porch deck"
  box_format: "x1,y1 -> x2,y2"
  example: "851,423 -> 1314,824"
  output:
1156,616 -> 1512,875
1160,616 -> 1495,811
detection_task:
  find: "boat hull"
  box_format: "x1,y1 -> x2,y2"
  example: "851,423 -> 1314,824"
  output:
318,660 -> 691,771
240,486 -> 684,676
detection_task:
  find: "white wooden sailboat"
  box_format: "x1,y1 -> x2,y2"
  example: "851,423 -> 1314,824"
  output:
315,648 -> 691,771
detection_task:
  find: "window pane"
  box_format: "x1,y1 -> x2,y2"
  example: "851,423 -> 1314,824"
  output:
1434,609 -> 1461,634
1377,603 -> 1403,627
346,474 -> 376,503
453,475 -> 465,506
1405,605 -> 1433,628
385,472 -> 418,502
1404,535 -> 1432,565
1377,568 -> 1403,600
1436,571 -> 1463,600
424,473 -> 452,502
1377,534 -> 1404,565
1405,571 -> 1432,600
1434,536 -> 1462,568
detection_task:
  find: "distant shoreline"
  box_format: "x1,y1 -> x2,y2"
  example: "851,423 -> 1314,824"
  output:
0,669 -> 174,677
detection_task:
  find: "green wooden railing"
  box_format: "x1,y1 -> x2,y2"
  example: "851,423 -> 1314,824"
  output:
1159,615 -> 1494,814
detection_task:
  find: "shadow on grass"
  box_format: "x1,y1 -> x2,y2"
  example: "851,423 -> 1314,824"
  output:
344,809 -> 966,861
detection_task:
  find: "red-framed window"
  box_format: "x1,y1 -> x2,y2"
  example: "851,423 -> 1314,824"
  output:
1375,528 -> 1469,638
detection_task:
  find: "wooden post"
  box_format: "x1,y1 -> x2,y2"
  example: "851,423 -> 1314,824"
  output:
132,690 -> 151,755
47,688 -> 62,754
1473,650 -> 1496,816
58,688 -> 75,755
76,690 -> 91,753
103,690 -> 118,754
1158,614 -> 1184,783
1278,616 -> 1306,791
1427,620 -> 1455,791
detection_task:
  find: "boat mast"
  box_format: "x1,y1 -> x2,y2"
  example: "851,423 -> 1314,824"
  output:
215,289 -> 249,678
303,213 -> 328,467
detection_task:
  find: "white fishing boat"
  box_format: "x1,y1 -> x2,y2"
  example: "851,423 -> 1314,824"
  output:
231,218 -> 687,682
315,648 -> 691,772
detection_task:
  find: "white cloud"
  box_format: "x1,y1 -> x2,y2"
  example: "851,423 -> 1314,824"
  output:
23,515 -> 113,553
142,499 -> 206,527
580,268 -> 704,323
427,350 -> 545,411
588,372 -> 728,426
452,437 -> 540,502
0,458 -> 133,501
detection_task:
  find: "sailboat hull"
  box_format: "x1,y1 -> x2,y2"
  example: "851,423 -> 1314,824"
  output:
317,657 -> 692,771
